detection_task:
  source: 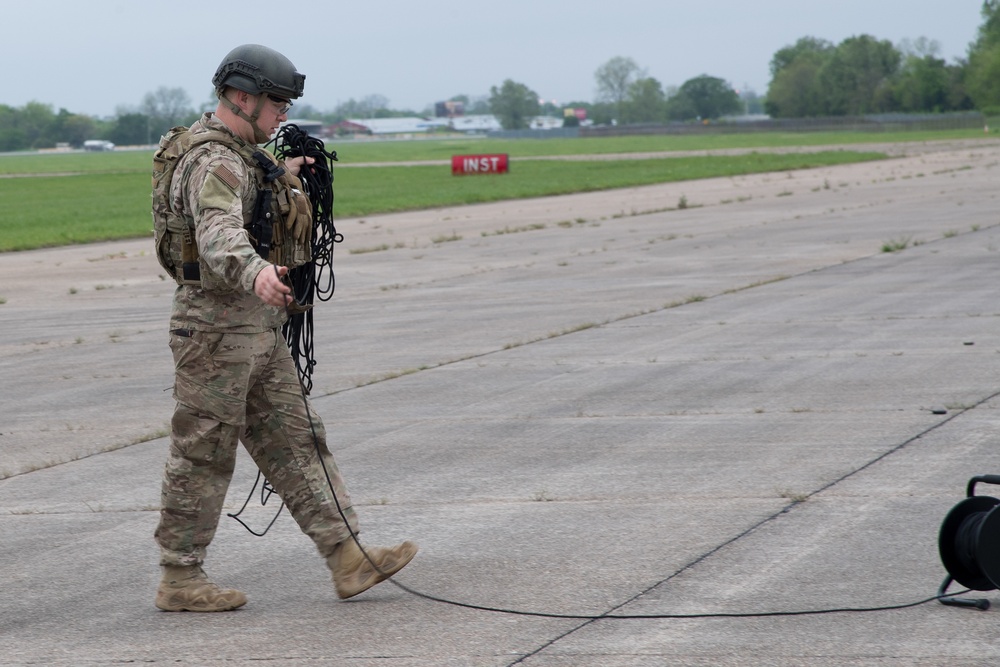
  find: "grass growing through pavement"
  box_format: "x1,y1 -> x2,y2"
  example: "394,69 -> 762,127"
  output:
0,150 -> 886,251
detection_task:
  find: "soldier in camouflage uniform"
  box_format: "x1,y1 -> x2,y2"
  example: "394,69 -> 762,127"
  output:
153,44 -> 417,612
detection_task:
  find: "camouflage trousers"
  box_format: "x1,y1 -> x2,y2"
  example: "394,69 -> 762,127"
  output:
154,328 -> 359,567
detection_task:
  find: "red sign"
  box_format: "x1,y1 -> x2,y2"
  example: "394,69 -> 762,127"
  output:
452,153 -> 509,175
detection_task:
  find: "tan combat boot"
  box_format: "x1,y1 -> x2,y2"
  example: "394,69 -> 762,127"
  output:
155,565 -> 248,612
327,539 -> 418,599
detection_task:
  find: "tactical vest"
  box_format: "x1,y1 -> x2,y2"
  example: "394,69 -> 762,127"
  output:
151,125 -> 313,286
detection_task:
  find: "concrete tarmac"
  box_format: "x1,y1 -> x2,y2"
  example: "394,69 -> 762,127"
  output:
3,139 -> 1000,665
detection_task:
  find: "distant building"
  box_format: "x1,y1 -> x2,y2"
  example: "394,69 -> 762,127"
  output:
328,114 -> 562,137
435,100 -> 465,118
331,120 -> 372,136
83,140 -> 115,152
529,116 -> 563,130
449,115 -> 502,133
340,117 -> 446,135
280,119 -> 325,137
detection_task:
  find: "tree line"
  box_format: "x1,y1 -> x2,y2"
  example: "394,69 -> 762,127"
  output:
492,3 -> 1000,128
766,0 -> 1000,119
765,35 -> 971,117
4,3 -> 1000,150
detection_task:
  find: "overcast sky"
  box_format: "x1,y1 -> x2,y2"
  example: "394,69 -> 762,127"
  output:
2,1 -> 986,118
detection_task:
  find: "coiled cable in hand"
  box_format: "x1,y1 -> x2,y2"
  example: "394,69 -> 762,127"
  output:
267,124 -> 344,393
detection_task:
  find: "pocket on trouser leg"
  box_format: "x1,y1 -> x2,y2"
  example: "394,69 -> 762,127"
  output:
170,406 -> 241,466
170,332 -> 249,427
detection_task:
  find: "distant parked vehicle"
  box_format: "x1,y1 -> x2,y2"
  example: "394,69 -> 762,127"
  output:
83,140 -> 115,152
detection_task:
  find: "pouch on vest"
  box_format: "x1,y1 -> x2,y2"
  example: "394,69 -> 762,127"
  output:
152,126 -> 203,286
248,155 -> 312,269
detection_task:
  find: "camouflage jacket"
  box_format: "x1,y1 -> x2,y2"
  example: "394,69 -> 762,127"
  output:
167,113 -> 285,333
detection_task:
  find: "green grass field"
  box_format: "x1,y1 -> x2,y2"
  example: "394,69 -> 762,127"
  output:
333,151 -> 885,217
0,128 -> 988,252
330,127 -> 991,163
0,127 -> 988,175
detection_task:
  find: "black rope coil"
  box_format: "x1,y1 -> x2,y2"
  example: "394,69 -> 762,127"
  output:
266,124 -> 343,393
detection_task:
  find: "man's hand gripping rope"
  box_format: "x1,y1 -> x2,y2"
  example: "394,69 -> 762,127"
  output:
253,264 -> 293,308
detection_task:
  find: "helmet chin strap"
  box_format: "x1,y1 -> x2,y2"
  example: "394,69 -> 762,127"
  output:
219,92 -> 272,144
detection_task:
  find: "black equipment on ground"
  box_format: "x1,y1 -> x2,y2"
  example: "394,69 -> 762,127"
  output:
937,474 -> 1000,610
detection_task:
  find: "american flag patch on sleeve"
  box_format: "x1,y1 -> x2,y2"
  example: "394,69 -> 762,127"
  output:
212,164 -> 240,191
